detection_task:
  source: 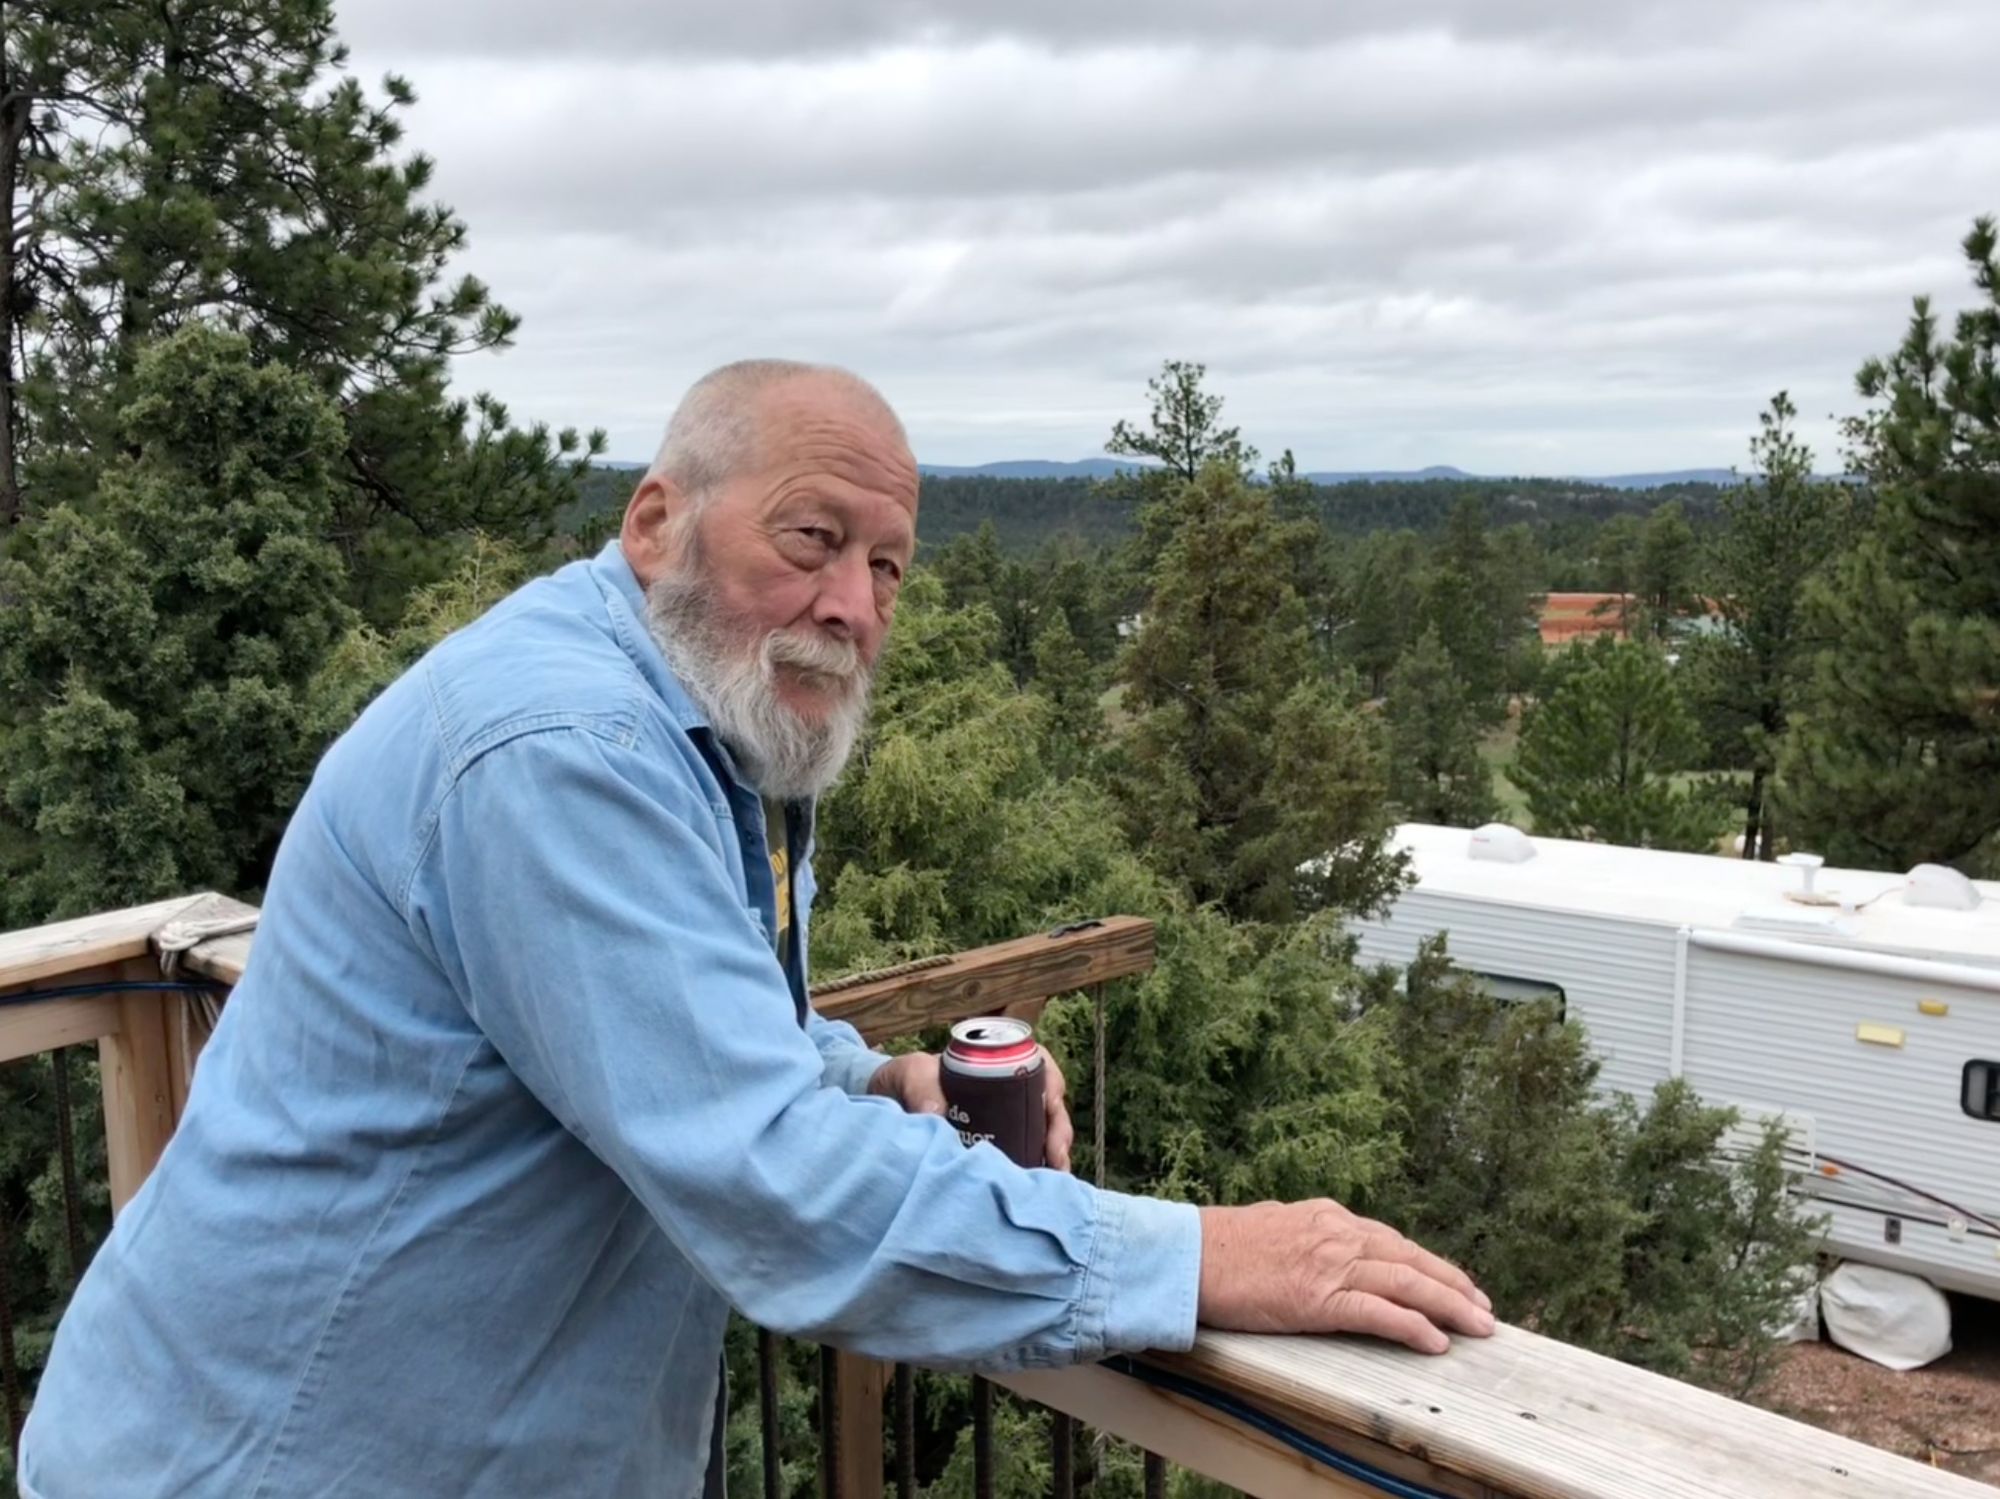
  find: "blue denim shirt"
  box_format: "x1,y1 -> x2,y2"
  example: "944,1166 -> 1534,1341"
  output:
21,543 -> 1201,1499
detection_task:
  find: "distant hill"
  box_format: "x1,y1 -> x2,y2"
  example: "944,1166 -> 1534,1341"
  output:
1582,468 -> 1738,490
606,454 -> 1742,490
1306,465 -> 1477,484
916,458 -> 1145,480
911,459 -> 1737,490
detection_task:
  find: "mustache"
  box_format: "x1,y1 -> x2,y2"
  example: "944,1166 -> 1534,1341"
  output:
764,629 -> 864,685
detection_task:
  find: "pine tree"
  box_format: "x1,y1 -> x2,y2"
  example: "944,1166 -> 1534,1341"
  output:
1514,636 -> 1729,851
1105,359 -> 1256,485
1114,464 -> 1402,923
0,325 -> 355,920
5,0 -> 602,607
1637,500 -> 1700,640
1337,529 -> 1425,697
1780,218 -> 2000,874
1417,499 -> 1541,720
1104,360 -> 1259,593
1355,940 -> 1820,1394
1691,394 -> 1855,859
1384,627 -> 1498,827
1028,609 -> 1102,777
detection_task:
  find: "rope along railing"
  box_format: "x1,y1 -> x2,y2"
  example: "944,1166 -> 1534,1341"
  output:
0,899 -> 1987,1499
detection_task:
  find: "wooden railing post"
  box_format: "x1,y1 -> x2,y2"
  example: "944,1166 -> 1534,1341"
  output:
99,957 -> 180,1216
833,1350 -> 886,1499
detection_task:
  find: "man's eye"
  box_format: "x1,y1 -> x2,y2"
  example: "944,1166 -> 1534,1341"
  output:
799,527 -> 837,549
872,558 -> 903,581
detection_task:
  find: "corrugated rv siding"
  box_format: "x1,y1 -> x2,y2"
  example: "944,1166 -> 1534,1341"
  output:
1681,945 -> 2000,1222
1351,893 -> 1679,1100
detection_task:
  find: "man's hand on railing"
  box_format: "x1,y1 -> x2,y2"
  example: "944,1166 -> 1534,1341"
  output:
1197,1200 -> 1496,1355
867,1048 -> 1077,1172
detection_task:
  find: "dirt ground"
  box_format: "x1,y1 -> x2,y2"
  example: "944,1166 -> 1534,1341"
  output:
1758,1294 -> 2000,1486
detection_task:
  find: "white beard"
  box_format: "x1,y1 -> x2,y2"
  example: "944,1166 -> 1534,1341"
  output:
645,558 -> 872,802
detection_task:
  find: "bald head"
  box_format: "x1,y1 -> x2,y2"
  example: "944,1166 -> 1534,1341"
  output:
648,359 -> 910,506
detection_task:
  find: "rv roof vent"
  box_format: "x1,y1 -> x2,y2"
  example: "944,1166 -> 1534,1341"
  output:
1905,863 -> 1980,912
1778,851 -> 1825,900
1468,824 -> 1535,864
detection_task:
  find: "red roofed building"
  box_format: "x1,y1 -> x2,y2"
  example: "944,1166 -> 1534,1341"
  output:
1539,593 -> 1632,647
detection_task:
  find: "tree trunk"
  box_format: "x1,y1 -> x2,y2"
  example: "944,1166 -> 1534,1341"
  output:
0,60 -> 26,525
1741,766 -> 1767,861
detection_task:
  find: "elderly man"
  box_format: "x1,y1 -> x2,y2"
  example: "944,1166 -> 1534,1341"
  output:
22,361 -> 1490,1498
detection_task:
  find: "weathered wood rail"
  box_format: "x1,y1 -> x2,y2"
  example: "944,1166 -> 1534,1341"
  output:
0,897 -> 1985,1498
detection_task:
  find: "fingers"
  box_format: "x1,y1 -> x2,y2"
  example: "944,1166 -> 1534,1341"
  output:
896,1054 -> 948,1117
1322,1290 -> 1453,1356
1362,1225 -> 1492,1314
1041,1048 -> 1073,1172
1344,1258 -> 1495,1340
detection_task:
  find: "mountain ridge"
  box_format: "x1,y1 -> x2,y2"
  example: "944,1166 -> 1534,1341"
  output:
598,456 -> 1744,489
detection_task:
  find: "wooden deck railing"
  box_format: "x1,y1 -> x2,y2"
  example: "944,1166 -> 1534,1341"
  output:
0,898 -> 1987,1499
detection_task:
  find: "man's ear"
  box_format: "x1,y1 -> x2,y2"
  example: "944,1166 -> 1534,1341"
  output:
622,474 -> 687,588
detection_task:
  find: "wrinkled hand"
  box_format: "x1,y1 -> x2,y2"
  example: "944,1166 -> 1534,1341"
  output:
867,1047 -> 1075,1172
1197,1199 -> 1494,1355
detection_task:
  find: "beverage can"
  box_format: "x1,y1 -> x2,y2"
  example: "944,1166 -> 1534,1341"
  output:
939,1017 -> 1047,1168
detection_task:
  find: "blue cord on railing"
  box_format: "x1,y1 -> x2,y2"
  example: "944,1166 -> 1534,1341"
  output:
1101,1355 -> 1460,1499
1,981 -> 223,1008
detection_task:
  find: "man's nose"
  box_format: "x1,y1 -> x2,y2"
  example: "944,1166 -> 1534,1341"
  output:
810,551 -> 879,648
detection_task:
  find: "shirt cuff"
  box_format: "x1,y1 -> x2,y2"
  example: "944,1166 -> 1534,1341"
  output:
1080,1192 -> 1202,1358
823,1045 -> 894,1098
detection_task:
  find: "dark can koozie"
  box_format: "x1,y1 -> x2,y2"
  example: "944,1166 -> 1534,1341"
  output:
940,1017 -> 1046,1168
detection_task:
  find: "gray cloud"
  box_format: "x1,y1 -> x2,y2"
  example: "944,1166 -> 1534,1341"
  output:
329,0 -> 2000,472
335,0 -> 1878,60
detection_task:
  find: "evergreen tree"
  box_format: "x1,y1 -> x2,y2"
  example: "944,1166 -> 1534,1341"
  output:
1355,941 -> 1821,1394
0,325 -> 355,921
1266,448 -> 1342,656
1104,360 -> 1258,593
1417,499 -> 1541,720
5,0 -> 602,608
1,0 -> 123,523
1114,465 -> 1402,923
1514,636 -> 1729,851
1337,529 -> 1426,697
1384,627 -> 1498,827
1594,513 -> 1644,632
1692,394 -> 1855,859
1637,500 -> 1700,640
1028,609 -> 1102,777
1489,522 -> 1550,698
1781,218 -> 2000,874
1105,359 -> 1256,485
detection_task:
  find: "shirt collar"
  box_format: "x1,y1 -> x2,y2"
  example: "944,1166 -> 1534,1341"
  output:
588,537 -> 710,736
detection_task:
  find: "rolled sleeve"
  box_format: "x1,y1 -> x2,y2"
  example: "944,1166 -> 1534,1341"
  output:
1082,1194 -> 1203,1358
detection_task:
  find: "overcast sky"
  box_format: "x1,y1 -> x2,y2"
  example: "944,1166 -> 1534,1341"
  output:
333,0 -> 2000,475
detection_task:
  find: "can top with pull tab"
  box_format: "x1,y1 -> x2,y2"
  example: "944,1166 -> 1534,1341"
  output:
941,1018 -> 1041,1077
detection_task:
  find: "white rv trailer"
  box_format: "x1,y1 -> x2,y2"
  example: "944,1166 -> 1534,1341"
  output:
1348,823 -> 2000,1300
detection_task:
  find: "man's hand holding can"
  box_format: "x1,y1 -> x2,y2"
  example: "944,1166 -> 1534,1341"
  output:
867,1024 -> 1074,1172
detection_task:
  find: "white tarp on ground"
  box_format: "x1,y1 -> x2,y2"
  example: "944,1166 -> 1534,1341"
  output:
1820,1262 -> 1953,1370
1776,1280 -> 1822,1343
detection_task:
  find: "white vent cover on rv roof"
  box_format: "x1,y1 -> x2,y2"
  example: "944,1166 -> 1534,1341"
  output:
1468,825 -> 1535,864
1905,863 -> 1981,912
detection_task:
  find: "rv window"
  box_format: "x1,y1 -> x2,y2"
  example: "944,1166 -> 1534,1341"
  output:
1470,972 -> 1567,1020
1964,1060 -> 2000,1123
